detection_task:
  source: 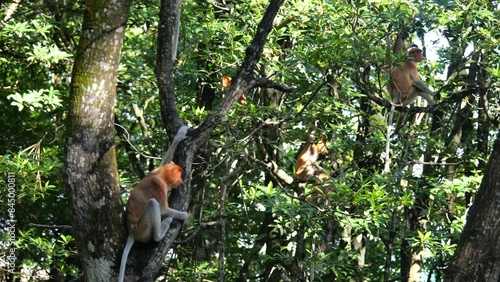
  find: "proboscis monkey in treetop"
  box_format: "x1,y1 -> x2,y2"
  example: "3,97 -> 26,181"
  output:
388,32 -> 436,134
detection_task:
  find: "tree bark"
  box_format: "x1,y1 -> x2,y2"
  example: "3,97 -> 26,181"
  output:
64,0 -> 131,281
445,129 -> 500,282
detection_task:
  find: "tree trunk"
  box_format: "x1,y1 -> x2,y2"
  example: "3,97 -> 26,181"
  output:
445,129 -> 500,282
64,0 -> 131,281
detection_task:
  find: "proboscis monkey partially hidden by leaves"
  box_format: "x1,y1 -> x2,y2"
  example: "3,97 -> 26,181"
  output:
119,127 -> 189,282
295,134 -> 334,204
222,76 -> 247,104
383,32 -> 436,173
389,47 -> 435,103
295,140 -> 329,182
388,42 -> 436,134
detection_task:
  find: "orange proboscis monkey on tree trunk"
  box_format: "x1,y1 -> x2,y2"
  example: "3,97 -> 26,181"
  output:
119,163 -> 188,282
119,127 -> 189,282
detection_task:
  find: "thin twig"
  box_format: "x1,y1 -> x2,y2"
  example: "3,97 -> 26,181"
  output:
114,122 -> 161,161
174,221 -> 220,244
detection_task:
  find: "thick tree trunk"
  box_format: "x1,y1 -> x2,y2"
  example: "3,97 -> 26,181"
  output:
445,129 -> 500,282
64,0 -> 131,281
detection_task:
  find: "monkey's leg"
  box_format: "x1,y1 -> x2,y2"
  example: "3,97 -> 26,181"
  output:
162,207 -> 188,222
412,83 -> 435,105
136,198 -> 169,242
394,111 -> 406,136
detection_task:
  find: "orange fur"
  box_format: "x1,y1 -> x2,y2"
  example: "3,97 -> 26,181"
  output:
388,47 -> 435,134
388,47 -> 434,106
221,76 -> 232,88
295,141 -> 328,181
222,76 -> 247,104
295,140 -> 333,204
120,163 -> 187,282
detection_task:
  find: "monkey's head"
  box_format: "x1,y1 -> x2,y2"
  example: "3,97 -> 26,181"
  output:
161,163 -> 184,188
221,76 -> 232,89
315,141 -> 329,155
409,47 -> 426,62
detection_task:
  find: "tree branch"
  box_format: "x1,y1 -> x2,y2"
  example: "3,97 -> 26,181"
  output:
145,0 -> 286,279
174,221 -> 221,244
366,87 -> 477,113
251,77 -> 294,93
193,0 -> 286,143
28,223 -> 73,230
156,0 -> 184,133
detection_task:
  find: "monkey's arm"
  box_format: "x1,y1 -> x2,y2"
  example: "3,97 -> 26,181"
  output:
160,126 -> 189,165
412,79 -> 434,94
150,175 -> 188,221
392,31 -> 408,56
412,80 -> 436,105
163,207 -> 188,221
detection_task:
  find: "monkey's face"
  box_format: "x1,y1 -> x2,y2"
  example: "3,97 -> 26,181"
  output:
315,141 -> 329,155
221,76 -> 232,89
162,163 -> 184,188
409,48 -> 426,63
414,52 -> 425,62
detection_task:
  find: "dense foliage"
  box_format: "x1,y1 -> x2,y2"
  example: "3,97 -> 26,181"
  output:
1,0 -> 498,280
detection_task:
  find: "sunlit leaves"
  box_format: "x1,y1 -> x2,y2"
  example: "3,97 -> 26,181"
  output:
27,43 -> 72,65
8,87 -> 63,111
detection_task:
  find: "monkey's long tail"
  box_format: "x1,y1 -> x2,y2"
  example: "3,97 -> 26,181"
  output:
119,234 -> 135,282
384,102 -> 396,174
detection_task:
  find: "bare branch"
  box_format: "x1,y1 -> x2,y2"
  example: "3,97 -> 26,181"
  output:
175,221 -> 221,244
247,155 -> 295,185
293,80 -> 327,120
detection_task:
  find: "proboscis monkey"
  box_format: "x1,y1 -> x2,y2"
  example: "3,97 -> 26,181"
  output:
388,46 -> 436,134
222,76 -> 247,104
119,126 -> 189,282
295,136 -> 333,203
295,140 -> 329,182
119,163 -> 188,282
383,33 -> 435,173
